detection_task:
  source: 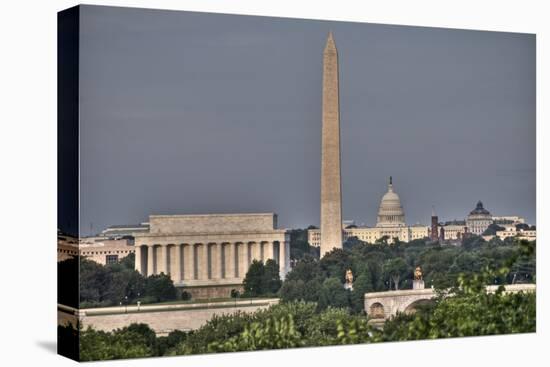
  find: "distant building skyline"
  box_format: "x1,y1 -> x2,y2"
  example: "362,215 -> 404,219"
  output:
76,6 -> 535,236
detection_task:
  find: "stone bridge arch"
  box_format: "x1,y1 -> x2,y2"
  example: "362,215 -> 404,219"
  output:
369,302 -> 385,319
365,284 -> 535,321
403,298 -> 435,315
364,288 -> 436,320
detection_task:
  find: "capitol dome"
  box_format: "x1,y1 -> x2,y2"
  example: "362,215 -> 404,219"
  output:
376,177 -> 406,227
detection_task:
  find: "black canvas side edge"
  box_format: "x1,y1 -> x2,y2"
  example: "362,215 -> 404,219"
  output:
57,5 -> 80,362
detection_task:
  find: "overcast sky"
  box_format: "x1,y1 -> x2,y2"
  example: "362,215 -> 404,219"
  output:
78,5 -> 535,235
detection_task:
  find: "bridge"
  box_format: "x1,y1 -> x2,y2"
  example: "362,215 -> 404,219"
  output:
364,283 -> 535,322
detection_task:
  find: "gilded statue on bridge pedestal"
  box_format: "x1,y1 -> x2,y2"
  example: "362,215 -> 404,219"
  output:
344,269 -> 354,290
414,266 -> 423,281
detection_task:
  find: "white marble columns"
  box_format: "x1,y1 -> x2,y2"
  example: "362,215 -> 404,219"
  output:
168,245 -> 182,283
135,239 -> 289,282
225,243 -> 236,278
157,244 -> 167,275
135,245 -> 142,274
238,242 -> 248,279
278,240 -> 290,278
183,244 -> 194,280
147,245 -> 155,276
212,243 -> 223,280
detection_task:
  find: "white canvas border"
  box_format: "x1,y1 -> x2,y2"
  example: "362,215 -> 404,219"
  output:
0,1 -> 546,366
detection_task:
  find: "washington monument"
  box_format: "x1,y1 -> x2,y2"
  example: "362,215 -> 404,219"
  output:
320,32 -> 343,257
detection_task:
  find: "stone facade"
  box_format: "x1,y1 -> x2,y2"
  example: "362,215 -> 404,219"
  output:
57,233 -> 134,265
320,32 -> 343,257
309,225 -> 429,247
100,223 -> 150,238
182,284 -> 244,300
493,216 -> 525,225
58,299 -> 279,336
496,227 -> 536,241
466,201 -> 493,235
439,220 -> 468,240
133,213 -> 290,296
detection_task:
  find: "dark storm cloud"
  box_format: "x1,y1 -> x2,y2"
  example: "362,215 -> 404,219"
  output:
78,5 -> 535,235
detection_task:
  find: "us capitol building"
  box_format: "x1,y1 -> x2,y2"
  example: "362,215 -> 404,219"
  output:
309,176 -> 429,247
308,176 -> 532,247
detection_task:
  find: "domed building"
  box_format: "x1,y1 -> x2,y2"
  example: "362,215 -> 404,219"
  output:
376,176 -> 406,228
308,177 -> 430,246
363,177 -> 428,243
307,180 -> 531,247
466,201 -> 493,235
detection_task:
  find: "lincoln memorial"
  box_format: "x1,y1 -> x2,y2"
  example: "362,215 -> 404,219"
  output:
133,213 -> 290,298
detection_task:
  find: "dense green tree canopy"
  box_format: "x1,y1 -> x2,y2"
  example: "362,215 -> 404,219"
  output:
67,235 -> 536,361
289,229 -> 318,259
242,259 -> 282,297
58,253 -> 179,308
278,237 -> 535,312
76,270 -> 535,360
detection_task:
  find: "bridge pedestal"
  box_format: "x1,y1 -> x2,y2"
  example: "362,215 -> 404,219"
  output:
413,280 -> 425,290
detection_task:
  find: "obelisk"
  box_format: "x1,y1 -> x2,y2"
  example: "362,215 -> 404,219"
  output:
320,32 -> 343,257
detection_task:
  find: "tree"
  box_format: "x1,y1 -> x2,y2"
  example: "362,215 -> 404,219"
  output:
73,233 -> 537,360
351,271 -> 374,313
289,229 -> 314,260
285,257 -> 322,283
119,252 -> 135,269
263,259 -> 282,294
383,258 -> 409,290
242,259 -> 282,297
487,236 -> 504,247
155,330 -> 187,356
462,234 -> 486,249
79,258 -> 110,306
79,325 -> 153,361
208,315 -> 304,352
123,323 -> 157,348
74,256 -> 176,308
375,235 -> 390,245
320,248 -> 352,281
343,236 -> 364,250
243,260 -> 265,297
377,269 -> 536,341
145,274 -> 177,303
318,277 -> 349,310
279,279 -> 307,302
